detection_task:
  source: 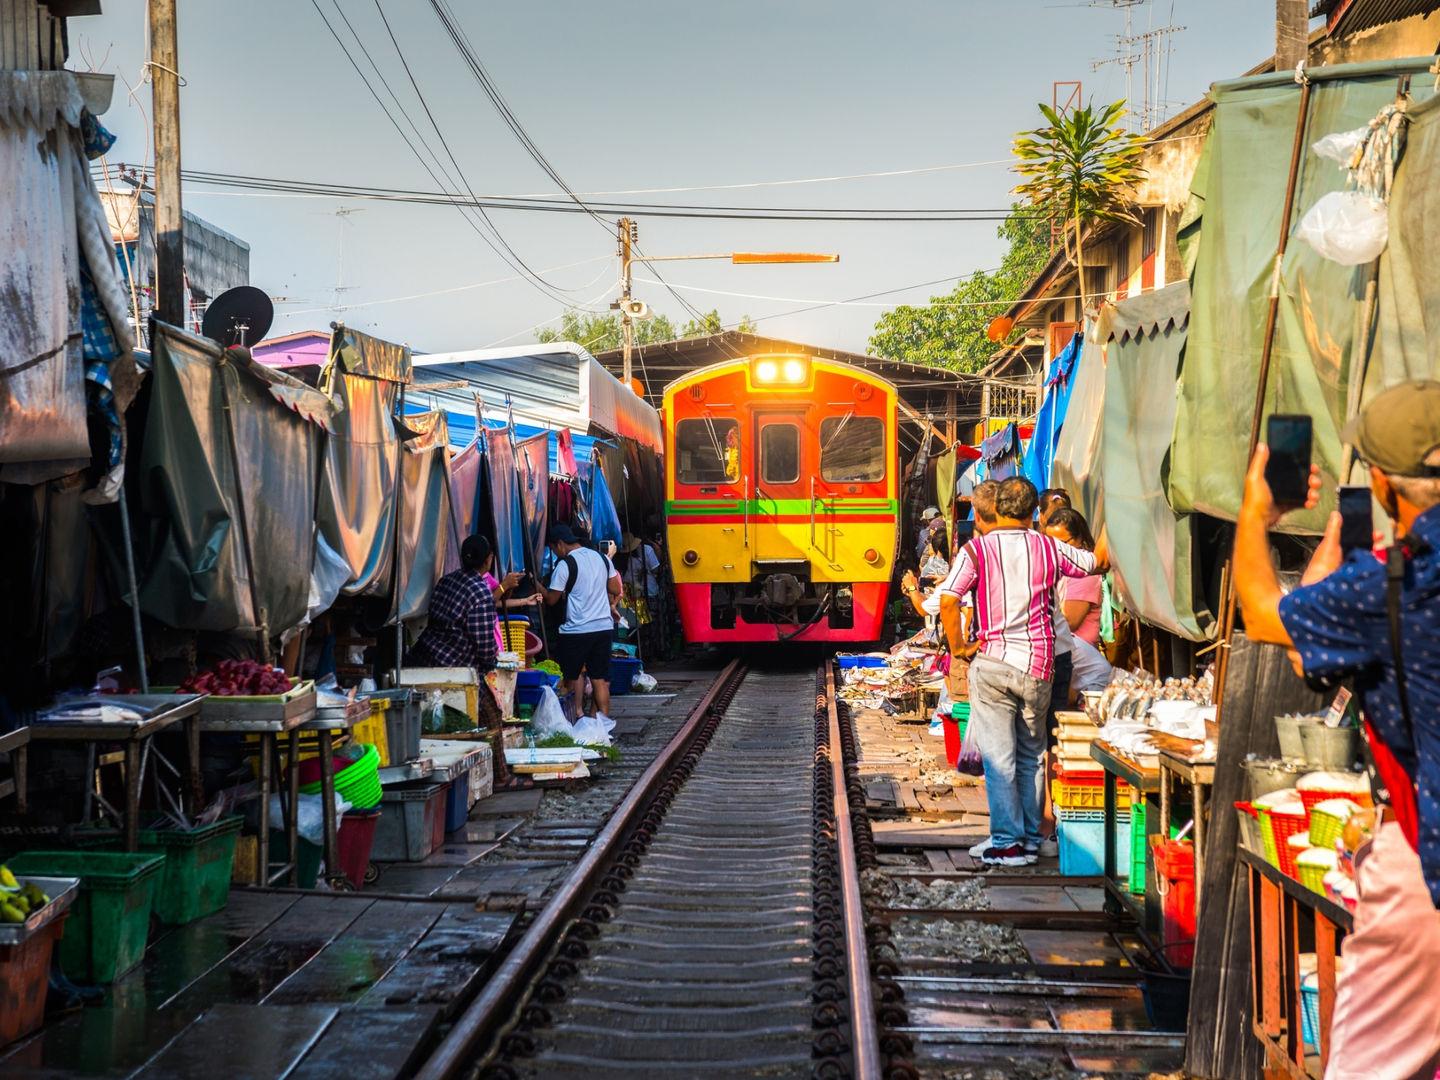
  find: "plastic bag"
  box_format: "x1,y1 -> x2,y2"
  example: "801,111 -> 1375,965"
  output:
957,713 -> 984,777
632,671 -> 658,693
268,790 -> 350,846
572,713 -> 614,747
531,686 -> 575,740
1297,190 -> 1388,265
1312,126 -> 1367,169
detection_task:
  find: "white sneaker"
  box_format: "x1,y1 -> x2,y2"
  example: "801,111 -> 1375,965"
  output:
1039,835 -> 1059,859
968,839 -> 994,858
978,844 -> 1030,867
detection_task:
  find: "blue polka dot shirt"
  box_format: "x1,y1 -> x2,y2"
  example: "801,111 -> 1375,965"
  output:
1278,506 -> 1440,908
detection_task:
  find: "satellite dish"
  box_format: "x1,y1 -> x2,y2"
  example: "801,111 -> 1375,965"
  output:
202,286 -> 274,348
620,298 -> 652,321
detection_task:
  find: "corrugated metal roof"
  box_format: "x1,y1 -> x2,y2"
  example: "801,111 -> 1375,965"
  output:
1311,0 -> 1440,34
410,342 -> 661,453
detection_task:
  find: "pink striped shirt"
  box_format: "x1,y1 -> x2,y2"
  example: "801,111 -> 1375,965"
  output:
939,528 -> 1097,682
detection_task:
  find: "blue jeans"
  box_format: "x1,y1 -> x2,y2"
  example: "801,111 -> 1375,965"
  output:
968,653 -> 1053,849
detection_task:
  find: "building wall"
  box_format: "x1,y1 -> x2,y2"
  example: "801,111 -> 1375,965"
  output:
1312,13 -> 1440,64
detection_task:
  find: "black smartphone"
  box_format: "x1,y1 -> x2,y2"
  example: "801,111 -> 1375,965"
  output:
1265,414 -> 1313,509
1338,485 -> 1373,555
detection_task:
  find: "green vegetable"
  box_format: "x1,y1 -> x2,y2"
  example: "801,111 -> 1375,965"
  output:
535,732 -> 619,762
535,660 -> 562,677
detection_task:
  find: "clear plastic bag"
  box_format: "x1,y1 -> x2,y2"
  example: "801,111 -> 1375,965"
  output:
530,686 -> 575,740
1312,126 -> 1367,169
572,713 -> 614,747
957,715 -> 984,777
1297,190 -> 1388,265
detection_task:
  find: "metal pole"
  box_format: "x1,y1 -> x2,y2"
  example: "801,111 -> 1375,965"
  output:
117,486 -> 150,693
148,0 -> 184,326
394,383 -> 407,683
1214,75 -> 1313,707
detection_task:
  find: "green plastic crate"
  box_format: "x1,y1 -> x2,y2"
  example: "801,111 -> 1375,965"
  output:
1129,795 -> 1147,895
136,816 -> 243,925
6,850 -> 164,983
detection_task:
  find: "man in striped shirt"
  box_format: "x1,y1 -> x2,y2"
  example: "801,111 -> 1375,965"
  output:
940,478 -> 1105,866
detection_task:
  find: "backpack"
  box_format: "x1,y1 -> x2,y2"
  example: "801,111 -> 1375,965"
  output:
552,549 -> 615,626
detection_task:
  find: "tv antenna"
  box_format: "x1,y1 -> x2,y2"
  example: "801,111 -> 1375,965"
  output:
329,205 -> 364,314
1089,0 -> 1184,131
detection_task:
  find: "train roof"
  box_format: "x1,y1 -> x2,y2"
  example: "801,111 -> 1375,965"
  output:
659,354 -> 898,400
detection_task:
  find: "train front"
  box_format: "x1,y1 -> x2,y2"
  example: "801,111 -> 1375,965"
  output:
663,354 -> 898,644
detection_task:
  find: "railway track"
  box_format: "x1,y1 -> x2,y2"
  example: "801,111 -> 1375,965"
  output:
416,659 -> 899,1080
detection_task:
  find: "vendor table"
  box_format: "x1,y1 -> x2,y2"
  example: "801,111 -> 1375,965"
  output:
1159,750 -> 1215,900
1240,846 -> 1351,1079
1090,739 -> 1161,930
0,726 -> 30,812
302,699 -> 369,889
30,695 -> 204,851
200,704 -> 315,887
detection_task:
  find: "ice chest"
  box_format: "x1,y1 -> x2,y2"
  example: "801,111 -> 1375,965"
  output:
371,781 -> 447,862
6,851 -> 164,983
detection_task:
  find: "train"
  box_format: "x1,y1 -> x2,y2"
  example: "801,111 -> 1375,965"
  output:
662,353 -> 900,644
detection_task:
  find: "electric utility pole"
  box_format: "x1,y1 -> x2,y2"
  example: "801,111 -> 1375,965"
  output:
149,0 -> 184,326
616,217 -> 637,386
1275,0 -> 1309,71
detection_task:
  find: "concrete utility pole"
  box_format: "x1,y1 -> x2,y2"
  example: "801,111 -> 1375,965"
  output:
617,217 -> 636,387
1275,0 -> 1309,72
149,0 -> 184,326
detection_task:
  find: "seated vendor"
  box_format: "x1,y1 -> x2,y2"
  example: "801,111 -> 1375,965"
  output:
407,535 -> 521,673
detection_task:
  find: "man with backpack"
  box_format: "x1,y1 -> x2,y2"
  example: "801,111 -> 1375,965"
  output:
543,523 -> 623,720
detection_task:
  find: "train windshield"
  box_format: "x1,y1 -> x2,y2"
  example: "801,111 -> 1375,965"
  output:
676,417 -> 740,484
819,415 -> 885,482
760,423 -> 800,484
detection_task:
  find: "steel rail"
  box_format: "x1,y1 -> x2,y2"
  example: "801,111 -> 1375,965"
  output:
825,664 -> 883,1080
416,658 -> 745,1080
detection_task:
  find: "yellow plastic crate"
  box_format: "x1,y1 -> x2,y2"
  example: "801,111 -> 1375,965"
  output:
1051,778 -> 1133,811
352,704 -> 392,766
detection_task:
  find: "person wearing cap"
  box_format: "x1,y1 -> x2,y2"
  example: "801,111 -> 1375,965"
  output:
408,535 -> 521,674
916,506 -> 944,562
544,523 -> 624,720
621,533 -> 662,603
1236,380 -> 1440,1080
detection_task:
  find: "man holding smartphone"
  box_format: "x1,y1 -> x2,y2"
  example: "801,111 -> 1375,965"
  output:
1235,380 -> 1440,1080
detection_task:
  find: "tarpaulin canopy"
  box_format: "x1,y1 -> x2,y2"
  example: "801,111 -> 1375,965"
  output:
1050,323 -> 1107,526
402,400 -> 602,474
485,425 -> 527,576
330,324 -> 412,383
445,439 -> 481,575
1171,57 -> 1437,532
1371,89 -> 1440,399
583,458 -> 624,548
395,411 -> 452,623
137,324 -> 330,637
1100,283 -> 1214,641
1021,331 -> 1083,493
516,432 -> 549,576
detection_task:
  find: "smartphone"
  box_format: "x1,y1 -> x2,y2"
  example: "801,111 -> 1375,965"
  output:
1265,414 -> 1313,509
1338,485 -> 1373,555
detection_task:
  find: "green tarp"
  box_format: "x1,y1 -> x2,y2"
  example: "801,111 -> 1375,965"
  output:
138,325 -> 330,636
1101,282 -> 1213,641
1171,57 -> 1436,532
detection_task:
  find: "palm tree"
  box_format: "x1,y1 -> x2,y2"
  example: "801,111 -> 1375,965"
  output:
1012,100 -> 1148,314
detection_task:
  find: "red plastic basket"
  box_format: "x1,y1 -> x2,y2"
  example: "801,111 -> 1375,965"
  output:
1298,788 -> 1372,815
1267,807 -> 1310,878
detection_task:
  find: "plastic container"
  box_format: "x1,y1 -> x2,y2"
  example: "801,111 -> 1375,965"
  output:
443,772 -> 470,834
1057,809 -> 1130,877
0,910 -> 68,1048
135,816 -> 243,926
271,830 -> 322,890
373,689 -> 421,764
1051,775 -> 1133,812
1301,724 -> 1359,770
372,782 -> 448,862
516,669 -> 561,691
1139,951 -> 1192,1032
1151,837 -> 1196,968
608,657 -> 642,695
6,851 -> 164,983
1301,976 -> 1321,1051
499,616 -> 532,653
942,716 -> 961,769
837,655 -> 888,669
1297,848 -> 1339,895
1258,804 -> 1309,877
338,810 -> 381,890
1130,795 -> 1149,896
298,744 -> 382,811
350,706 -> 392,766
1308,799 -> 1359,850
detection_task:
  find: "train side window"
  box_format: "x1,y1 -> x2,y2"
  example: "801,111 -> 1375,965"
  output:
676,418 -> 740,484
820,415 -> 885,482
760,423 -> 800,484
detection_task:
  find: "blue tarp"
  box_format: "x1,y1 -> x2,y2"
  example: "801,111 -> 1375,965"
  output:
1021,333 -> 1083,493
583,461 -> 623,547
403,401 -> 601,475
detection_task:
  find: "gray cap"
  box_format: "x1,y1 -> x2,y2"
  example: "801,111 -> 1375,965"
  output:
1342,379 -> 1440,477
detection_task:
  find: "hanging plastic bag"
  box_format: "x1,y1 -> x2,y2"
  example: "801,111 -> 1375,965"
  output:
531,685 -> 575,740
957,714 -> 984,777
1297,190 -> 1388,265
572,713 -> 614,747
1312,126 -> 1368,169
422,690 -> 446,735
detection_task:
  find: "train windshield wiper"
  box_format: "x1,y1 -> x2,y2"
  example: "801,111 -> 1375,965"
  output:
820,411 -> 854,457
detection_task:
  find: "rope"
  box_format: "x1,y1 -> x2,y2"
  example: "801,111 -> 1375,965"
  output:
1351,102 -> 1408,205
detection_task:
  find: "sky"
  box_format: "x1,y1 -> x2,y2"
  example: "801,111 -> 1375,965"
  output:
75,0 -> 1276,356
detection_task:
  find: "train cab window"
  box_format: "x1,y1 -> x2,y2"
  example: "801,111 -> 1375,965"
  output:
820,415 -> 885,482
760,423 -> 800,484
676,418 -> 740,484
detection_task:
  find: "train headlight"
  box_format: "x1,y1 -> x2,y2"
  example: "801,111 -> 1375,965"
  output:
754,360 -> 779,384
782,359 -> 806,384
683,549 -> 700,566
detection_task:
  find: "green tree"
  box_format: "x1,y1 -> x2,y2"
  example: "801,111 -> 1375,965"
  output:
1012,98 -> 1147,311
537,307 -> 755,350
868,206 -> 1051,373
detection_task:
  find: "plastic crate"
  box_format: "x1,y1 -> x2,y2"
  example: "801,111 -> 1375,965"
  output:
0,909 -> 68,1049
351,706 -> 392,766
1130,796 -> 1148,896
609,657 -> 642,695
1057,809 -> 1130,877
1301,977 -> 1321,1051
1050,776 -> 1133,812
499,617 -> 533,653
371,689 -> 421,764
372,782 -> 447,862
443,772 -> 470,835
837,655 -> 887,669
6,851 -> 163,983
135,816 -> 243,925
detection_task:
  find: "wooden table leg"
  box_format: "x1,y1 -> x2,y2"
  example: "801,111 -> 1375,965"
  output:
1193,780 -> 1206,901
319,729 -> 339,888
1260,873 -> 1283,1041
286,731 -> 300,887
124,741 -> 141,852
13,744 -> 26,815
185,716 -> 203,815
257,733 -> 271,887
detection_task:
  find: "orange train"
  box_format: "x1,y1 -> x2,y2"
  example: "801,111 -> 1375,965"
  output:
662,353 -> 900,644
